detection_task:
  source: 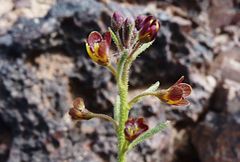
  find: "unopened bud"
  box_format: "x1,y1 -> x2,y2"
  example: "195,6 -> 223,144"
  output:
68,98 -> 93,120
122,18 -> 134,48
138,16 -> 160,43
135,15 -> 146,30
111,12 -> 125,31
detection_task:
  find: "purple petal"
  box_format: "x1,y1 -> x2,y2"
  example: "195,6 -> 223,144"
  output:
87,31 -> 103,50
104,31 -> 111,47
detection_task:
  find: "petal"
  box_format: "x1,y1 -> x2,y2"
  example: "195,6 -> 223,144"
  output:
168,86 -> 183,101
136,117 -> 144,123
136,118 -> 148,132
86,43 -> 96,59
174,99 -> 190,106
149,25 -> 158,40
98,41 -> 107,57
139,21 -> 151,35
112,12 -> 124,24
154,20 -> 160,31
97,41 -> 109,66
135,15 -> 146,30
87,31 -> 103,49
178,83 -> 192,97
174,76 -> 185,85
86,42 -> 103,65
68,108 -> 92,120
142,15 -> 154,26
104,31 -> 111,47
69,108 -> 80,120
136,118 -> 147,128
72,97 -> 85,110
125,118 -> 135,127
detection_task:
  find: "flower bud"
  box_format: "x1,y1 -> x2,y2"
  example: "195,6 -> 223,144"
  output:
68,98 -> 93,120
155,76 -> 192,106
124,117 -> 149,142
111,12 -> 125,31
122,18 -> 134,48
86,31 -> 111,66
138,16 -> 160,43
135,15 -> 146,30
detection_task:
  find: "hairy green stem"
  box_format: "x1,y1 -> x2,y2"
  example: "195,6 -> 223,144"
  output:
117,50 -> 131,162
128,92 -> 156,108
118,151 -> 126,162
116,40 -> 153,162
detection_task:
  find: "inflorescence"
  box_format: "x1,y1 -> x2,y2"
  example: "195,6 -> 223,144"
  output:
68,12 -> 192,162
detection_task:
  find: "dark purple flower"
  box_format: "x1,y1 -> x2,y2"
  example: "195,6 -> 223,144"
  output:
86,31 -> 111,66
138,16 -> 160,43
124,117 -> 149,142
155,76 -> 192,106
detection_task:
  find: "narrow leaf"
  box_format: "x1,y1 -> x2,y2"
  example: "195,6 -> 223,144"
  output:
128,81 -> 160,108
132,40 -> 154,60
109,27 -> 122,51
128,121 -> 169,150
143,81 -> 160,93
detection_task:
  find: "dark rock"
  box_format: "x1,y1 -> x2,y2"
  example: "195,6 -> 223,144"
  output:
191,79 -> 240,162
191,112 -> 240,162
0,0 -> 239,162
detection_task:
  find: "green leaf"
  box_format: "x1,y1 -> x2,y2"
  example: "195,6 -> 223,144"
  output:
128,81 -> 160,108
132,40 -> 154,60
143,81 -> 160,93
114,95 -> 120,122
128,121 -> 169,150
109,27 -> 122,51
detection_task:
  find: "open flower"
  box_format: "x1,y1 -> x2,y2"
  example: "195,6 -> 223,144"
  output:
155,76 -> 192,106
138,16 -> 160,43
124,117 -> 149,142
68,98 -> 93,120
86,31 -> 111,66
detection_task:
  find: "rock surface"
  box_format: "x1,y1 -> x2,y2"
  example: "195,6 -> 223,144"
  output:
0,0 -> 239,162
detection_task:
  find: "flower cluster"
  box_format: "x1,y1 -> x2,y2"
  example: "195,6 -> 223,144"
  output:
85,12 -> 160,66
68,11 -> 192,162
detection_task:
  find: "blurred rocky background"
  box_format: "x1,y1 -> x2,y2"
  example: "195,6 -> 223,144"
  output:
0,0 -> 239,162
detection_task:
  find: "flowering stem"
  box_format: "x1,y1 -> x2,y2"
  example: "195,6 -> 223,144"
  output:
128,92 -> 156,108
79,14 -> 175,162
118,151 -> 126,162
107,64 -> 117,76
117,49 -> 131,162
129,41 -> 141,58
93,113 -> 118,130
